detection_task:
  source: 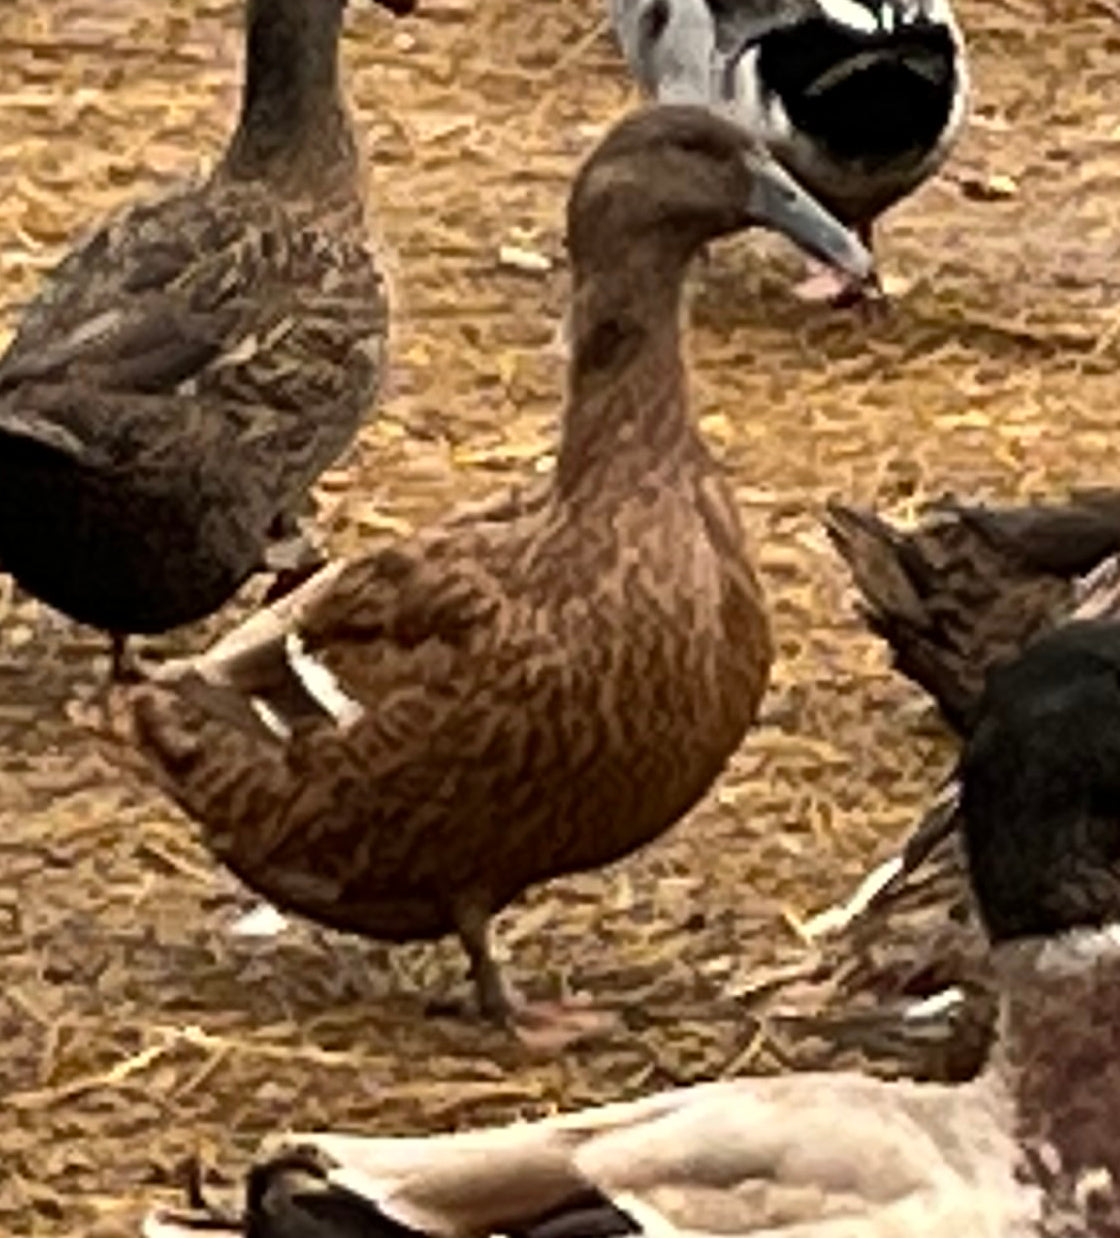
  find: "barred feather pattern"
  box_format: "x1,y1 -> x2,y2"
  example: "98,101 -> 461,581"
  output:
129,320 -> 771,947
0,179 -> 386,634
823,496 -> 1120,734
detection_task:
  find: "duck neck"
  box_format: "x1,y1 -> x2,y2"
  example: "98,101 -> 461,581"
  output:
992,930 -> 1120,1229
556,247 -> 703,498
221,0 -> 357,199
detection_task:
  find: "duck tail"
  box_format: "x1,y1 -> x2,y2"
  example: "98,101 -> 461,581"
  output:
143,1151 -> 431,1238
125,672 -> 294,857
823,498 -> 988,732
823,495 -> 1120,734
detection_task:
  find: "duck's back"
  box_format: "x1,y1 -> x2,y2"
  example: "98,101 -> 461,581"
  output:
0,176 -> 386,634
738,3 -> 966,226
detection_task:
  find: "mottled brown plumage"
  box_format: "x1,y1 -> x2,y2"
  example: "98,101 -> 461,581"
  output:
123,104 -> 874,1042
145,614 -> 1120,1238
0,0 -> 413,676
824,491 -> 1120,734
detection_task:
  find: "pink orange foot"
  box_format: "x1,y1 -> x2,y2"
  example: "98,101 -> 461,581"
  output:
508,998 -> 621,1054
792,259 -> 876,307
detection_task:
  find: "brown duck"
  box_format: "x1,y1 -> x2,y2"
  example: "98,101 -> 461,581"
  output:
123,103 -> 873,1047
824,490 -> 1120,734
150,612 -> 1120,1238
0,0 -> 413,680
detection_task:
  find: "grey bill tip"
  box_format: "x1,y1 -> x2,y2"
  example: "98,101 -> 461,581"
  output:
744,150 -> 875,281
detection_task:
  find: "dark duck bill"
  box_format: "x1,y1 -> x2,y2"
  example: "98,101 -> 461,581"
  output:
741,143 -> 874,282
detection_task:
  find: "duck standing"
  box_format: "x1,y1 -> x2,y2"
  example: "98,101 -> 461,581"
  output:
609,0 -> 968,301
146,617 -> 1120,1238
122,105 -> 873,1048
0,0 -> 413,680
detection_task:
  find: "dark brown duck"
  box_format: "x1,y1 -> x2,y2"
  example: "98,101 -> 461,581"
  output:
148,613 -> 1120,1238
123,104 -> 873,1047
0,0 -> 413,679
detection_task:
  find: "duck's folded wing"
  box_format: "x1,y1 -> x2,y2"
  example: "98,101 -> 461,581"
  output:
0,188 -> 383,458
154,538 -> 505,720
144,1076 -> 1021,1238
126,541 -> 509,875
0,193 -> 237,400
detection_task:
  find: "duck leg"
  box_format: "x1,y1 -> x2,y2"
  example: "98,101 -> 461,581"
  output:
792,221 -> 879,306
451,896 -> 618,1053
109,632 -> 144,683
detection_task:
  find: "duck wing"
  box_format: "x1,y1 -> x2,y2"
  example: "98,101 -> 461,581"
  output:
143,1075 -> 1021,1238
124,533 -> 517,924
0,182 -> 385,490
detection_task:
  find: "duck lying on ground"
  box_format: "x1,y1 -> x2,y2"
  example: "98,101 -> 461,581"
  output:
763,556 -> 1120,1090
145,608 -> 1120,1236
119,105 -> 872,1049
0,0 -> 413,680
608,0 -> 968,302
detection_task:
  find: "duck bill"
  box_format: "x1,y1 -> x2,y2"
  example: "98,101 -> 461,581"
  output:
371,0 -> 416,14
743,150 -> 874,281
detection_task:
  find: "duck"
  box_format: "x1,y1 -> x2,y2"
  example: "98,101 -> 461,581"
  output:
0,0 -> 414,681
762,552 -> 1120,1089
118,103 -> 874,1049
144,612 -> 1120,1238
608,0 -> 968,302
823,491 -> 1120,735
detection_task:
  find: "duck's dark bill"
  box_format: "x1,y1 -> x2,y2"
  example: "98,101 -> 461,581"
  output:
372,0 -> 416,14
743,151 -> 873,281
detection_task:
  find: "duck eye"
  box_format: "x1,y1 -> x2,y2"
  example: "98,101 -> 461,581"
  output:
641,0 -> 671,45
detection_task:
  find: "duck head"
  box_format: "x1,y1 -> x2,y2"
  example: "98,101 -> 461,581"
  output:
962,619 -> 1120,944
613,0 -> 722,103
567,105 -> 874,280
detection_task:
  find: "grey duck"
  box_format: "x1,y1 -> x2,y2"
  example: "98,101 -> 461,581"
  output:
149,614 -> 1120,1237
0,0 -> 413,680
122,104 -> 873,1048
608,0 -> 969,302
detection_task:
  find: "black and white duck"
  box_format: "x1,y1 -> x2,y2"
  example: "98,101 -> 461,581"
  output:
119,104 -> 873,1051
608,0 -> 969,301
146,610 -> 1120,1237
0,0 -> 413,680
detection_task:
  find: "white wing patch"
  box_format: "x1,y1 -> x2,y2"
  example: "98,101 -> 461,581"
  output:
902,987 -> 964,1022
250,697 -> 293,741
284,631 -> 365,729
815,0 -> 883,34
799,852 -> 904,940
